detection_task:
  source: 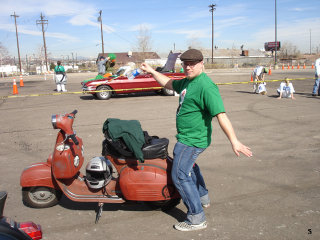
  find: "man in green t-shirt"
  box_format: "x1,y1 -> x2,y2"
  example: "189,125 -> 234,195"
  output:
54,61 -> 67,92
140,49 -> 252,232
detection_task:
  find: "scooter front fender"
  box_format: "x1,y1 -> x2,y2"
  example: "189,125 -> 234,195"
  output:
20,162 -> 57,189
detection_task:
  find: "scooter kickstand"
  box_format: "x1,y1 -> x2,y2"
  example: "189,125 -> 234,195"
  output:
95,202 -> 104,224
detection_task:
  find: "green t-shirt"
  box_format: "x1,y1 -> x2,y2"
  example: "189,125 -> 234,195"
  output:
54,65 -> 65,73
172,72 -> 225,148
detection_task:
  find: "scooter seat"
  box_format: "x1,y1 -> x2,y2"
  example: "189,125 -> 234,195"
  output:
102,135 -> 169,160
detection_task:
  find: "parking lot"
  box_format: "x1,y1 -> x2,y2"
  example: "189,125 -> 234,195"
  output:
0,68 -> 319,240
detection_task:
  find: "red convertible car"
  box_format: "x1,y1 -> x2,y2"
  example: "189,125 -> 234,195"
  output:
81,52 -> 185,100
82,72 -> 185,100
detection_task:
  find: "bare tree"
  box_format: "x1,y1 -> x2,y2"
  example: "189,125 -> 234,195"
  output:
187,37 -> 203,50
278,41 -> 301,58
0,42 -> 12,65
135,26 -> 153,61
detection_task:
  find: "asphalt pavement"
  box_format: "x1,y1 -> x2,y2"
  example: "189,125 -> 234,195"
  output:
0,68 -> 319,240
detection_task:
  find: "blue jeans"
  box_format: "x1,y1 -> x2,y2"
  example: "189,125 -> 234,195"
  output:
312,75 -> 320,95
172,142 -> 210,224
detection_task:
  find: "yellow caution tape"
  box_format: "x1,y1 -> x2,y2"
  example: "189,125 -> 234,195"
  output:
0,77 -> 313,100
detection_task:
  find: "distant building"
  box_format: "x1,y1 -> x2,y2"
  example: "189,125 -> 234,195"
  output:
97,51 -> 161,65
0,65 -> 19,76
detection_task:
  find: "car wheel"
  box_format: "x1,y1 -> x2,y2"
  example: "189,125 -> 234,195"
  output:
162,88 -> 175,96
22,187 -> 62,208
96,85 -> 112,100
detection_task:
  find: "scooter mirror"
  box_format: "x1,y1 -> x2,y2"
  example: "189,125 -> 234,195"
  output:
0,191 -> 7,217
51,115 -> 57,129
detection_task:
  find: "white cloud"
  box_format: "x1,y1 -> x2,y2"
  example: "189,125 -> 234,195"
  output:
248,17 -> 320,52
289,7 -> 312,12
216,16 -> 247,30
0,22 -> 78,42
130,23 -> 155,32
1,0 -> 114,37
155,28 -> 209,39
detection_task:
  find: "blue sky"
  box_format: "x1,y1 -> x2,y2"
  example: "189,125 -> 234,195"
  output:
1,0 -> 320,59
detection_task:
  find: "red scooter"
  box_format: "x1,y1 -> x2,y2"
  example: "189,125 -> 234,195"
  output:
20,110 -> 180,223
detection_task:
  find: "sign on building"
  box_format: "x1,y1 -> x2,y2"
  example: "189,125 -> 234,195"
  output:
264,42 -> 281,51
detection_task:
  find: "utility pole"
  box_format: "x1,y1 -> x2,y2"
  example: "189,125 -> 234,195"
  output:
36,13 -> 48,71
209,4 -> 216,64
11,12 -> 22,74
98,10 -> 105,54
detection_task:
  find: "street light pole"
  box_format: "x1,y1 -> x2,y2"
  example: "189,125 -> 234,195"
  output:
209,4 -> 216,64
275,0 -> 277,66
309,29 -> 311,54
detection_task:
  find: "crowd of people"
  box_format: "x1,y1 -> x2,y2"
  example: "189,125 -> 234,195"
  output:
252,65 -> 299,100
252,58 -> 320,99
51,50 -> 318,232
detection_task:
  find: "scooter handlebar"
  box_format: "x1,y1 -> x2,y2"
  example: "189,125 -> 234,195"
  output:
71,110 -> 78,116
69,134 -> 79,145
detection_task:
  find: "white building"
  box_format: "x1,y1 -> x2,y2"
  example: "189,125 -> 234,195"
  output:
0,65 -> 18,76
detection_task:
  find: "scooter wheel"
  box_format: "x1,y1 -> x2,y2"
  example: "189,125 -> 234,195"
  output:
22,187 -> 62,208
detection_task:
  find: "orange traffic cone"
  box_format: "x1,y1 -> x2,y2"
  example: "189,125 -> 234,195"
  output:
19,74 -> 24,87
292,65 -> 294,69
250,73 -> 253,82
287,63 -> 290,69
312,63 -> 314,69
297,63 -> 300,69
13,77 -> 18,95
303,63 -> 306,69
268,66 -> 272,75
282,64 -> 284,70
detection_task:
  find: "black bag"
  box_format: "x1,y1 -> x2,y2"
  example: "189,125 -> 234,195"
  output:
102,131 -> 169,160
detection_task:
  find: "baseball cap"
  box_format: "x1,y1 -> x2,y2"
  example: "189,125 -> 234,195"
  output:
108,53 -> 116,60
180,49 -> 203,62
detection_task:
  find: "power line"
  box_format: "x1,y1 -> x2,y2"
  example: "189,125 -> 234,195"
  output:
36,13 -> 48,71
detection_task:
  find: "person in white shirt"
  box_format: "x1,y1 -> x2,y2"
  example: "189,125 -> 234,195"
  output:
277,78 -> 295,99
312,58 -> 320,96
258,82 -> 267,95
252,66 -> 268,93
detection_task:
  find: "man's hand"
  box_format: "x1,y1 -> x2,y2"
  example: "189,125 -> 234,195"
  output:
140,62 -> 173,90
231,140 -> 252,157
216,113 -> 253,158
140,63 -> 155,74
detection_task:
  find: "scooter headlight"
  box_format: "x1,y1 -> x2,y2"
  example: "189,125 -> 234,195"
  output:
74,156 -> 80,167
51,115 -> 57,129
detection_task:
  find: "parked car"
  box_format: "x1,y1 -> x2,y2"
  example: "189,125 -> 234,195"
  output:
82,72 -> 185,100
81,52 -> 185,100
0,191 -> 42,240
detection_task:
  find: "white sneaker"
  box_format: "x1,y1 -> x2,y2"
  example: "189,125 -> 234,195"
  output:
174,221 -> 207,231
202,203 -> 210,208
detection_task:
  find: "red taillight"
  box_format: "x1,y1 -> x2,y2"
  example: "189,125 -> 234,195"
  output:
18,221 -> 42,240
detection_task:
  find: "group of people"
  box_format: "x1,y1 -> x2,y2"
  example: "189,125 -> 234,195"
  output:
252,65 -> 295,99
53,53 -> 117,92
51,50 -> 319,232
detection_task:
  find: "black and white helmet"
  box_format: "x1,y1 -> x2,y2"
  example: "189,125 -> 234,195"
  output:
85,157 -> 112,189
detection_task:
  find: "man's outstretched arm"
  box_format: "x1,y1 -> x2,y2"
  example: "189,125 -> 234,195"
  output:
216,112 -> 252,157
140,63 -> 174,90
